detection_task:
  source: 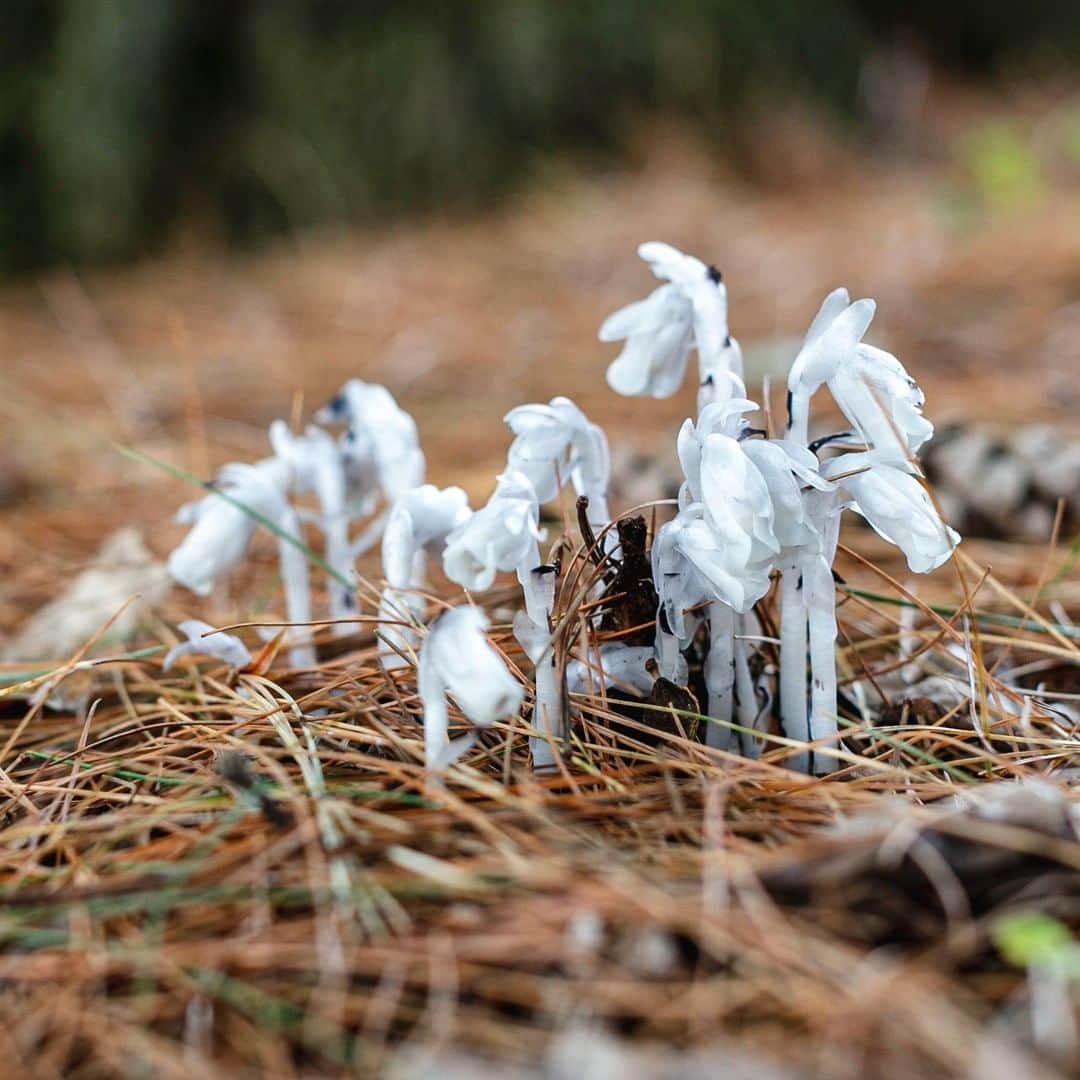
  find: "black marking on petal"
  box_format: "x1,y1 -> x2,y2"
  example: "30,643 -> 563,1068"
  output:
327,393 -> 346,415
342,592 -> 356,610
706,265 -> 722,284
702,374 -> 714,386
785,389 -> 794,430
658,606 -> 673,636
535,563 -> 559,576
738,427 -> 768,441
797,573 -> 803,591
831,569 -> 846,586
808,431 -> 855,454
724,334 -> 732,348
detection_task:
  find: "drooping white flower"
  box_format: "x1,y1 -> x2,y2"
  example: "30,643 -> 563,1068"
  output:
442,471 -> 543,594
504,396 -> 611,520
824,453 -> 959,573
698,433 -> 780,575
827,344 -> 934,459
675,395 -> 759,507
600,241 -> 739,399
638,242 -> 737,385
418,606 -> 524,770
383,485 -> 472,590
600,283 -> 693,398
168,458 -> 291,596
740,439 -> 831,558
786,288 -> 876,445
378,484 -> 472,665
163,619 -> 252,672
317,379 -> 425,509
653,504 -> 768,642
168,456 -> 315,666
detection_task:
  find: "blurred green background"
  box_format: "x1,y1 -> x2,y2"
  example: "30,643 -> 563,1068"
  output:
1,0 -> 1076,274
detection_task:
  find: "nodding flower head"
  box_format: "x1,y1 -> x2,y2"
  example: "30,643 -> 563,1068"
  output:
442,471 -> 543,592
828,344 -> 934,459
419,606 -> 524,727
163,619 -> 252,672
504,395 -> 609,506
268,421 -> 345,513
786,288 -> 876,442
823,452 -> 959,573
600,241 -> 736,399
638,241 -> 733,384
697,433 -> 780,571
653,504 -> 770,638
317,379 -> 425,505
168,458 -> 290,596
741,438 -> 831,558
382,484 -> 472,589
676,393 -> 759,506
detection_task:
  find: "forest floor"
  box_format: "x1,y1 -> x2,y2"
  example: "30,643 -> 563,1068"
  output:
0,81 -> 1078,1077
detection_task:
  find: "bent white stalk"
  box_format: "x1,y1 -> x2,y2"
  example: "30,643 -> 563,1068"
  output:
277,504 -> 316,667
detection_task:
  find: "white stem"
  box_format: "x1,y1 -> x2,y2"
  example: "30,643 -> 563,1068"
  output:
779,563 -> 810,773
514,545 -> 563,771
530,638 -> 562,772
786,388 -> 811,447
705,602 -> 735,751
277,507 -> 316,667
655,618 -> 687,684
806,557 -> 839,775
324,515 -> 357,635
733,621 -> 760,759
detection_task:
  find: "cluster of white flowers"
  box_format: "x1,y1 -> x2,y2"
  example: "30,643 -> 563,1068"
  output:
164,240 -> 958,779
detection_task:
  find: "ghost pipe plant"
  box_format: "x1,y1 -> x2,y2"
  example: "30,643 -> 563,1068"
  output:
418,605 -> 523,772
601,244 -> 959,773
378,484 -> 472,666
168,457 -> 316,667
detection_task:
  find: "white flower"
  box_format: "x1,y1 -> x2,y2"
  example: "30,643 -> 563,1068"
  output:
698,433 -> 780,573
317,380 -> 425,506
638,242 -> 735,381
675,395 -> 759,506
442,471 -> 543,592
786,288 -> 876,444
653,504 -> 769,641
824,453 -> 959,573
383,484 -> 472,589
163,619 -> 252,672
505,396 -> 610,519
600,282 -> 693,397
740,439 -> 831,558
168,458 -> 290,596
418,606 -> 524,769
827,344 -> 934,458
600,241 -> 737,399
